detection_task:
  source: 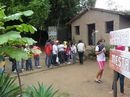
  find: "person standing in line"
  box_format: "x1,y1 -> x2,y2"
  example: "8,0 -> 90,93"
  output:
0,55 -> 5,73
44,40 -> 52,68
71,42 -> 77,64
77,40 -> 85,64
24,45 -> 33,71
58,41 -> 65,64
95,39 -> 106,83
52,41 -> 58,65
111,46 -> 125,96
65,43 -> 71,64
32,45 -> 42,68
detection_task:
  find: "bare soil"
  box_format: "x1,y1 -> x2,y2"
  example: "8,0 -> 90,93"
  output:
18,60 -> 130,97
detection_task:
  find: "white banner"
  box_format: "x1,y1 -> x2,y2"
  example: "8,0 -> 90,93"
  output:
110,49 -> 130,79
110,28 -> 130,46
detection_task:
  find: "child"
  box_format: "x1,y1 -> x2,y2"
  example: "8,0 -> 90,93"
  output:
71,42 -> 77,64
65,43 -> 71,64
95,39 -> 106,83
32,45 -> 42,68
24,45 -> 33,71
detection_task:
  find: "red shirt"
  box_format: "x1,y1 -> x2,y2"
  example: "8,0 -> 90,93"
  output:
44,43 -> 52,56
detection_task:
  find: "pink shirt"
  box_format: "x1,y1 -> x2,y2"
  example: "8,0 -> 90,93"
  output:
116,46 -> 125,51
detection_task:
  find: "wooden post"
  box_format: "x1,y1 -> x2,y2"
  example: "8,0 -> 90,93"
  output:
113,70 -> 118,97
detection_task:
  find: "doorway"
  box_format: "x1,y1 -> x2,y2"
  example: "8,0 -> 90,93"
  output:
87,24 -> 95,45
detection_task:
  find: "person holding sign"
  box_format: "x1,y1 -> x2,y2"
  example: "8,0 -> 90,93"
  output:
111,46 -> 125,96
95,39 -> 106,83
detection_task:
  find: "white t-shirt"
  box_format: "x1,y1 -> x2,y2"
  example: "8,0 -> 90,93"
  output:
58,44 -> 64,52
77,43 -> 85,52
71,45 -> 77,53
52,44 -> 58,54
95,45 -> 106,61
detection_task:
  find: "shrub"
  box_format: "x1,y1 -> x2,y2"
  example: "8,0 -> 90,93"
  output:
23,83 -> 60,97
0,73 -> 21,97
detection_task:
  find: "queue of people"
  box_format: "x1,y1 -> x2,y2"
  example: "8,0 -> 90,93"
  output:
9,45 -> 42,73
44,39 -> 85,68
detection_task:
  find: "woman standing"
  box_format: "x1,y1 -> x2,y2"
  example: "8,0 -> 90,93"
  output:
77,40 -> 85,64
95,39 -> 106,83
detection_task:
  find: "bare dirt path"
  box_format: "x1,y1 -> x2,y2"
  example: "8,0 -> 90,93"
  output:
19,60 -> 130,97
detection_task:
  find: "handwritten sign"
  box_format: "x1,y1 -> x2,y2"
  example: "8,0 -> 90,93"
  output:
109,49 -> 130,79
110,28 -> 130,46
48,26 -> 57,41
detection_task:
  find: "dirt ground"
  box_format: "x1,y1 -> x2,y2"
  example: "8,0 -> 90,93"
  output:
18,60 -> 130,97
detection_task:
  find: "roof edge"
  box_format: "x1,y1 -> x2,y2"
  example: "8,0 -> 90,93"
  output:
67,7 -> 130,24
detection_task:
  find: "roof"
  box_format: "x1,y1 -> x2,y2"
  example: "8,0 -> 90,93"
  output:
67,7 -> 130,24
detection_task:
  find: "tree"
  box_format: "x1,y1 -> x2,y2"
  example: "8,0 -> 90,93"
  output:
45,0 -> 80,27
0,0 -> 50,29
80,0 -> 96,10
0,7 -> 37,96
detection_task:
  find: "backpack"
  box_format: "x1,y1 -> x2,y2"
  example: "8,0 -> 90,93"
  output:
98,45 -> 104,52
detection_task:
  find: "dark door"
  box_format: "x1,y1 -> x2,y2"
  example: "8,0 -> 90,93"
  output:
87,24 -> 95,45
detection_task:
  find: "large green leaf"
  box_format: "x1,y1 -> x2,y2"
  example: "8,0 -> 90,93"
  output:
0,31 -> 21,44
0,7 -> 6,19
6,24 -> 37,33
3,10 -> 33,22
21,37 -> 37,45
0,47 -> 28,61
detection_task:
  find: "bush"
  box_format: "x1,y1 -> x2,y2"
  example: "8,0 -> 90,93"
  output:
0,73 -> 21,97
87,45 -> 112,60
23,83 -> 60,97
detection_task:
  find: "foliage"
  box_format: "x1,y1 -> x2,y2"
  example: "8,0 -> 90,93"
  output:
0,73 -> 60,97
87,47 -> 96,60
0,73 -> 21,97
80,0 -> 96,10
45,0 -> 81,26
0,0 -> 50,29
0,7 -> 37,61
23,83 -> 59,97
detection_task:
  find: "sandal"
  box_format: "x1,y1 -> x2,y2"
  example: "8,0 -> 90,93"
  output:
94,80 -> 100,83
98,80 -> 103,83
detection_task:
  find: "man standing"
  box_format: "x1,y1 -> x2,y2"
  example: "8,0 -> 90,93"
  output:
77,40 -> 85,64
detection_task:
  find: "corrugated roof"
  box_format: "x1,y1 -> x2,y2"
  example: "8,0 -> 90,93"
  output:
67,7 -> 130,24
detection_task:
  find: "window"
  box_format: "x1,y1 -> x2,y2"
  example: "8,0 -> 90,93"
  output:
75,26 -> 80,35
105,21 -> 114,33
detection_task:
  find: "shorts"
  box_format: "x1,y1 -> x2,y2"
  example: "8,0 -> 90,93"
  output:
97,61 -> 105,70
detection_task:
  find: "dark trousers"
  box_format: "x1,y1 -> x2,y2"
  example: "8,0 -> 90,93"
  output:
26,58 -> 32,70
52,54 -> 57,65
45,55 -> 52,67
34,56 -> 40,66
58,51 -> 65,64
12,62 -> 17,72
78,51 -> 84,64
112,72 -> 125,93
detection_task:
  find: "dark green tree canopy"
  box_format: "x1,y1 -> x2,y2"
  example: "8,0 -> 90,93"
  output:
0,0 -> 50,29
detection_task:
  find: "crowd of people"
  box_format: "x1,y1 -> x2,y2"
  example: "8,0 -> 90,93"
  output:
44,39 -> 85,68
0,39 -> 86,73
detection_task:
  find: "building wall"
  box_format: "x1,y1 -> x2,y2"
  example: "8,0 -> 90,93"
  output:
71,10 -> 120,45
119,16 -> 130,29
